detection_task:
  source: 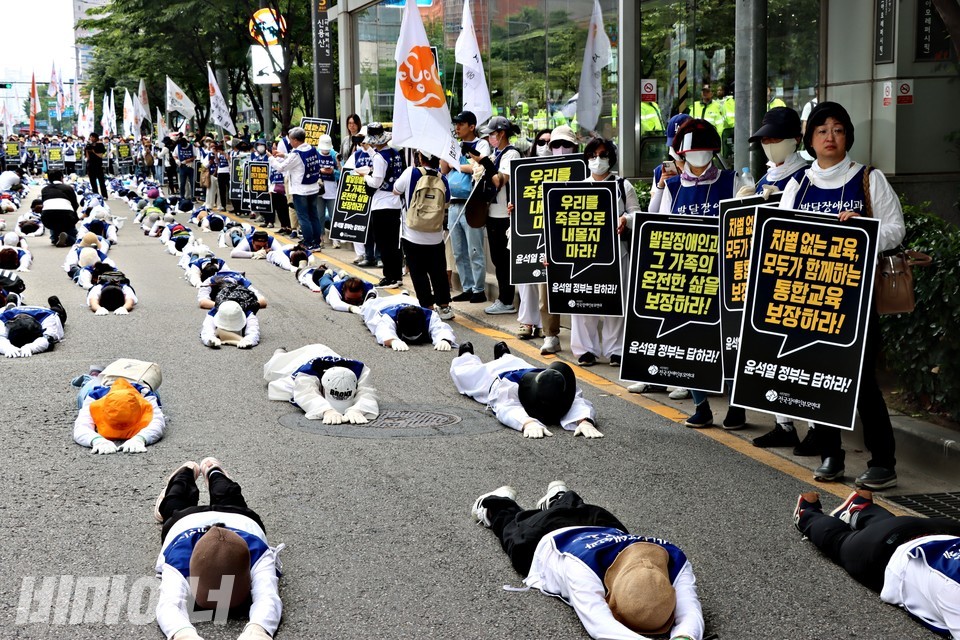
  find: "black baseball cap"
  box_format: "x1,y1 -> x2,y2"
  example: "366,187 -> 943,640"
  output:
749,107 -> 802,142
452,111 -> 477,126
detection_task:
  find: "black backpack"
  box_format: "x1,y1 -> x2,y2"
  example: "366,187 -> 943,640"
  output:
214,282 -> 260,315
98,270 -> 130,287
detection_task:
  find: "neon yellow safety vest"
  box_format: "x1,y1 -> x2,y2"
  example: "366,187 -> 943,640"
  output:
689,101 -> 725,135
640,102 -> 663,135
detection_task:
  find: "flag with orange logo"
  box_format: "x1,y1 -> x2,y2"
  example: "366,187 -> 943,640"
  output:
392,0 -> 459,166
166,76 -> 196,119
207,63 -> 237,135
137,79 -> 151,124
29,72 -> 39,132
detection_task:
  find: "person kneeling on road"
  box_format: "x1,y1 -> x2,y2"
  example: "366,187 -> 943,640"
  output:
74,377 -> 164,454
263,344 -> 379,424
0,296 -> 67,358
201,300 -> 260,349
450,341 -> 601,439
154,458 -> 283,640
360,292 -> 455,352
472,481 -> 704,640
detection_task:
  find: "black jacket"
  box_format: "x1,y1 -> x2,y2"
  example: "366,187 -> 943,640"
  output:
40,182 -> 79,228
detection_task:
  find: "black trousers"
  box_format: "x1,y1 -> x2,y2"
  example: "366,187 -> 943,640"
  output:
485,216 -> 514,306
165,165 -> 179,194
64,161 -> 76,174
88,170 -> 108,198
817,309 -> 896,469
158,466 -> 266,540
401,239 -> 450,308
217,174 -> 230,208
371,208 -> 403,281
799,503 -> 960,593
270,192 -> 290,228
484,490 -> 627,576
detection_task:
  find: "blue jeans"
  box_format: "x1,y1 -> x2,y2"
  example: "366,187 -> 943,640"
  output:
292,192 -> 323,247
178,164 -> 194,200
318,197 -> 336,236
49,225 -> 78,245
448,202 -> 486,292
318,272 -> 336,296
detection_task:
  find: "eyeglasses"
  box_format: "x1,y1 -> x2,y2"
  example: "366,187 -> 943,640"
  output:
814,126 -> 845,137
536,138 -> 550,147
549,140 -> 575,149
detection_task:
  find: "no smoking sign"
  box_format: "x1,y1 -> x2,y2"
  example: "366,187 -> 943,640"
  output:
896,79 -> 914,105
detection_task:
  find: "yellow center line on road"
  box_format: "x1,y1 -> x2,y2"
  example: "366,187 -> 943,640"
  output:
225,210 -> 903,512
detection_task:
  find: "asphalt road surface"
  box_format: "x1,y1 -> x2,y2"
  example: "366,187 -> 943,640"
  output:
0,193 -> 938,639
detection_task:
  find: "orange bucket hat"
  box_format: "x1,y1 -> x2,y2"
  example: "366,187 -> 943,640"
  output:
88,378 -> 154,440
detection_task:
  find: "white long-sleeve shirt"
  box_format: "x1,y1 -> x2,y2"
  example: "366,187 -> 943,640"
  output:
72,383 -> 165,447
155,511 -> 282,639
779,155 -> 905,253
524,526 -> 704,640
269,144 -> 321,196
450,352 -> 595,432
880,535 -> 960,638
360,293 -> 456,348
231,236 -> 284,260
86,284 -> 138,309
200,310 -> 260,347
0,306 -> 64,356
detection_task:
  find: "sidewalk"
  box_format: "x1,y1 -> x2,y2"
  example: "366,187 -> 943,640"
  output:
306,240 -> 960,496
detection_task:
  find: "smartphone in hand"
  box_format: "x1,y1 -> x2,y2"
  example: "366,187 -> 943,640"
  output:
661,160 -> 678,177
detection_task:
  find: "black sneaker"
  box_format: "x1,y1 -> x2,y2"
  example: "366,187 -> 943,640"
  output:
363,289 -> 378,303
721,406 -> 747,430
56,232 -> 70,247
469,291 -> 487,304
451,291 -> 473,302
609,354 -> 621,367
377,277 -> 402,288
493,341 -> 510,360
753,424 -> 800,448
48,296 -> 66,323
814,455 -> 845,482
458,341 -> 474,357
855,467 -> 898,490
684,402 -> 713,428
793,492 -> 822,533
793,428 -> 819,456
578,352 -> 597,367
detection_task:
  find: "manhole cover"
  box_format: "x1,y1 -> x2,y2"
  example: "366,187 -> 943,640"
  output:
886,493 -> 960,523
277,406 -> 501,438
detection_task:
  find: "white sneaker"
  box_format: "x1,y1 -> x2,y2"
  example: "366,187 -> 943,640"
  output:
668,387 -> 690,400
471,486 -> 517,527
536,480 -> 568,510
484,300 -> 516,315
628,382 -> 666,394
332,240 -> 341,249
540,335 -> 561,355
438,305 -> 455,321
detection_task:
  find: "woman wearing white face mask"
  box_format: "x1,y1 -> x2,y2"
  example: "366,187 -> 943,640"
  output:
569,139 -> 641,367
739,107 -> 809,200
778,101 -> 905,491
658,118 -> 749,217
657,119 -> 749,429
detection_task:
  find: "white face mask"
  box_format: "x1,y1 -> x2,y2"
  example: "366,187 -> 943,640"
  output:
588,157 -> 611,175
257,145 -> 266,153
683,150 -> 714,168
762,139 -> 797,165
552,146 -> 572,156
535,143 -> 551,157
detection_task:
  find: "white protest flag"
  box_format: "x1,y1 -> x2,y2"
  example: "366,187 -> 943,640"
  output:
392,0 -> 459,166
109,88 -> 118,136
156,108 -> 168,139
207,63 -> 237,135
0,103 -> 7,138
86,89 -> 95,136
48,63 -> 58,97
58,68 -> 67,107
76,104 -> 85,136
576,0 -> 612,133
455,0 -> 492,125
166,76 -> 196,119
122,88 -> 135,137
101,91 -> 111,136
360,88 -> 373,125
137,78 -> 151,123
72,80 -> 80,110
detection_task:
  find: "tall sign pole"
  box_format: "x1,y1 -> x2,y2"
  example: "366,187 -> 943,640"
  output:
311,0 -> 337,121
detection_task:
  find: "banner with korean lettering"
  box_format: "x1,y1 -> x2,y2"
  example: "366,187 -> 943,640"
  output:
543,182 -> 622,317
229,156 -> 247,205
510,157 -> 586,284
193,161 -> 205,200
730,207 -> 879,430
45,145 -> 64,170
246,161 -> 272,213
330,171 -> 373,243
719,194 -> 781,378
4,142 -> 20,166
620,214 -> 724,393
300,117 -> 333,147
117,143 -> 134,174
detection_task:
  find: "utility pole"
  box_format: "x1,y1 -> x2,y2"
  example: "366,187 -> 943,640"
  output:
734,0 -> 767,178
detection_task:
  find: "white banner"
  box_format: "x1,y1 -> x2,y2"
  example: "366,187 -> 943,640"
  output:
122,88 -> 135,137
166,76 -> 196,119
250,45 -> 284,85
207,63 -> 237,135
391,0 -> 458,166
137,78 -> 151,124
455,0 -> 492,125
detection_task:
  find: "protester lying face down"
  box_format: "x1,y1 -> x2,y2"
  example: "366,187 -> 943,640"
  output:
201,300 -> 260,349
340,278 -> 368,307
0,248 -> 19,270
5,314 -> 42,348
97,284 -> 126,312
395,305 -> 429,344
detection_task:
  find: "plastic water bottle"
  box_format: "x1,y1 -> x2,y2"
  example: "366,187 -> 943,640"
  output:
741,166 -> 755,187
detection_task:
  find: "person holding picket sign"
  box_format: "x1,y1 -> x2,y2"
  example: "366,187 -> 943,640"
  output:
393,149 -> 454,320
